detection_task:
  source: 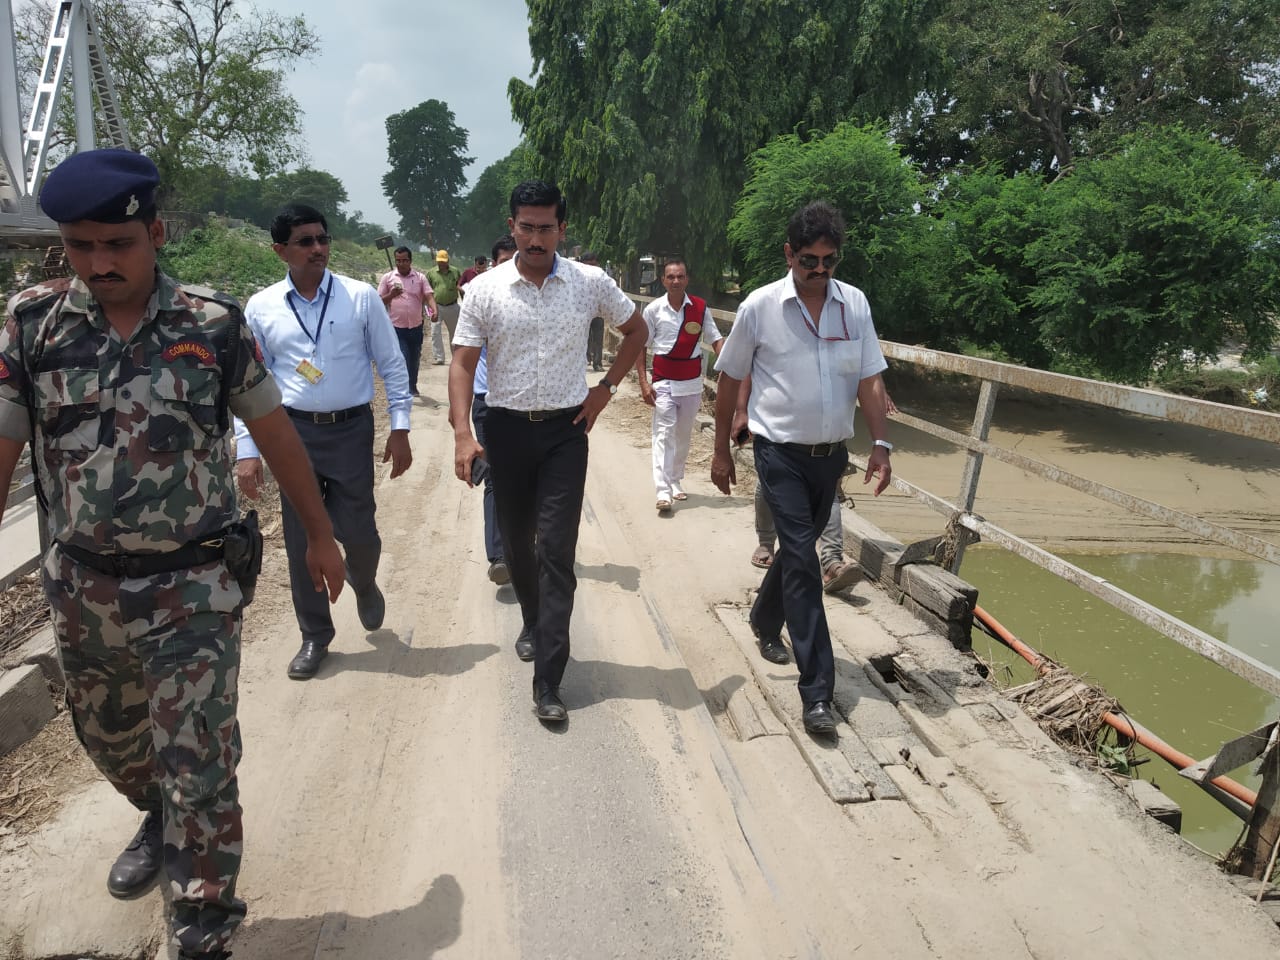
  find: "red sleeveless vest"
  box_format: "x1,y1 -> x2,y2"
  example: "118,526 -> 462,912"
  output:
652,295 -> 708,382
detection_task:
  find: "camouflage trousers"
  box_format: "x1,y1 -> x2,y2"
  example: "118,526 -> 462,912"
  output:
43,545 -> 247,954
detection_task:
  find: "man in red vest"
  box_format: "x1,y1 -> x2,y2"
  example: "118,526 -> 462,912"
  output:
635,259 -> 724,511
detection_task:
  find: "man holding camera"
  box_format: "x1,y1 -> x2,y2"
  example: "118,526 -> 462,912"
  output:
0,150 -> 344,960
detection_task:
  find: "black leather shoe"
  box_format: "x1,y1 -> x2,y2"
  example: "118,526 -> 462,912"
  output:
802,701 -> 838,736
287,641 -> 328,680
750,621 -> 791,664
355,582 -> 385,630
533,684 -> 567,722
515,626 -> 535,662
107,811 -> 162,899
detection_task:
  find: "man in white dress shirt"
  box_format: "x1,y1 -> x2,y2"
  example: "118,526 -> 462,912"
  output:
234,203 -> 414,680
634,259 -> 724,512
448,180 -> 648,724
711,201 -> 893,736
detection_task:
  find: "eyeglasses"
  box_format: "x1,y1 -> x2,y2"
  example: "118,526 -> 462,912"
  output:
795,252 -> 840,270
290,234 -> 332,248
514,221 -> 559,237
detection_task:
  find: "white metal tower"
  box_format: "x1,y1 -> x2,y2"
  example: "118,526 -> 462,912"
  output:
1,0 -> 129,242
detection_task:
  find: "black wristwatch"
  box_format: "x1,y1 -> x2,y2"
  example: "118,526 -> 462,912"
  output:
599,375 -> 617,395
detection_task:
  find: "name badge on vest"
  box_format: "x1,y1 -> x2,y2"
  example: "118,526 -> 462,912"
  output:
683,320 -> 701,335
296,359 -> 324,384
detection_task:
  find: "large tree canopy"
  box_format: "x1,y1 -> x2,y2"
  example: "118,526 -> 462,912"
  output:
381,100 -> 473,248
509,0 -> 937,282
14,0 -> 319,204
901,0 -> 1280,176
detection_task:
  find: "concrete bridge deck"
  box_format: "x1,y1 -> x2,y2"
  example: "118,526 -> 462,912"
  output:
1,376 -> 1278,959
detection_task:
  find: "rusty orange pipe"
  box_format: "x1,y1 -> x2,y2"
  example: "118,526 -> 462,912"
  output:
973,604 -> 1258,809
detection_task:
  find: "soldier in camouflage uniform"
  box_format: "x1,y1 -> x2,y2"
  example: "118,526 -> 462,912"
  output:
0,150 -> 346,959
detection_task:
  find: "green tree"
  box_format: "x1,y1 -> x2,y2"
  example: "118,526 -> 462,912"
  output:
931,167 -> 1049,362
88,0 -> 319,202
381,100 -> 473,247
509,0 -> 938,281
455,144 -> 539,257
727,123 -> 939,339
902,0 -> 1280,176
1026,126 -> 1280,382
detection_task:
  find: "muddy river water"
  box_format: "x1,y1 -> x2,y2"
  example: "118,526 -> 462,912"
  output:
853,376 -> 1280,857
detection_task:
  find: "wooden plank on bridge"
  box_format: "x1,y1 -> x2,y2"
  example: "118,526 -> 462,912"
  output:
715,605 -> 871,803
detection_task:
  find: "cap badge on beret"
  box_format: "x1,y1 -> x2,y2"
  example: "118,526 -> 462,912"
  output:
125,195 -> 139,216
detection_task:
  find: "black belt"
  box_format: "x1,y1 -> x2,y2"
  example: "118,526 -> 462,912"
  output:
765,437 -> 847,457
490,405 -> 581,422
59,538 -> 226,579
285,403 -> 369,425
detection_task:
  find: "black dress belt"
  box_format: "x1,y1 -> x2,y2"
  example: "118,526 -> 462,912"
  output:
284,403 -> 369,424
59,538 -> 225,579
490,405 -> 582,422
763,437 -> 847,457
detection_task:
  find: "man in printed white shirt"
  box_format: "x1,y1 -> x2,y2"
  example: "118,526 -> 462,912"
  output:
448,180 -> 648,724
234,203 -> 414,680
711,201 -> 893,737
634,259 -> 724,512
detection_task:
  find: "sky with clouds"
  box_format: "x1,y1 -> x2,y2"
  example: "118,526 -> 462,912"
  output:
266,0 -> 534,231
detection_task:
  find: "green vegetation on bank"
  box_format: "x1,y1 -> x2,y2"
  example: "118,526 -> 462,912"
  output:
158,221 -> 390,305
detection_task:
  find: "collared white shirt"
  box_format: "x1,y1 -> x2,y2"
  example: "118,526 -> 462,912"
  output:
642,293 -> 725,397
714,273 -> 886,444
233,269 -> 411,459
454,254 -> 635,410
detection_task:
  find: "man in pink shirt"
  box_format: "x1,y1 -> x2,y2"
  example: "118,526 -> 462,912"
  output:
378,246 -> 437,395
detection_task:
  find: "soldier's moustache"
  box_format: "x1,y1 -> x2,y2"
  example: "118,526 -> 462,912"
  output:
90,273 -> 126,282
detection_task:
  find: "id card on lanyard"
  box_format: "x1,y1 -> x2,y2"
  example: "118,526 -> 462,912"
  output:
287,276 -> 334,384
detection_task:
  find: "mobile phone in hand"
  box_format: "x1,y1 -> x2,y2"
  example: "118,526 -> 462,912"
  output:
734,427 -> 751,447
469,456 -> 490,486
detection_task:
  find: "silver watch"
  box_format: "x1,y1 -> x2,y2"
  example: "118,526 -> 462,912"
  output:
872,439 -> 894,452
599,376 -> 617,396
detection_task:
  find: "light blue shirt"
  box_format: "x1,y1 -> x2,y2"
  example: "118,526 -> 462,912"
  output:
234,269 -> 411,459
475,346 -> 488,395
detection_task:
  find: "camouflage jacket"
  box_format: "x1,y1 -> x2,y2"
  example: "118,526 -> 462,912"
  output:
0,270 -> 281,553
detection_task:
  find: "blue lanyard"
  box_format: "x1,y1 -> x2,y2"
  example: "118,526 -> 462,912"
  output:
286,276 -> 334,348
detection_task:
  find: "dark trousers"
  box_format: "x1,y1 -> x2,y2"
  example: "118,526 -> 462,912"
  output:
395,324 -> 424,391
280,408 -> 381,646
751,438 -> 847,705
587,317 -> 604,369
471,393 -> 504,563
484,408 -> 588,690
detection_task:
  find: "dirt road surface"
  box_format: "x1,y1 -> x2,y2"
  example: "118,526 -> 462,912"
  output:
2,374 -> 1278,959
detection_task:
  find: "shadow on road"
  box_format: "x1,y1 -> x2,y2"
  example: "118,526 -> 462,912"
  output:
230,873 -> 463,959
321,634 -> 499,680
575,561 -> 640,592
564,657 -> 726,712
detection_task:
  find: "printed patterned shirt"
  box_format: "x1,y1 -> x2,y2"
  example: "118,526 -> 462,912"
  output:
454,254 -> 636,411
0,271 -> 280,552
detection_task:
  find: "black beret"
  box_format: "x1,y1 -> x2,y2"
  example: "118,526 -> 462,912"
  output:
39,149 -> 160,223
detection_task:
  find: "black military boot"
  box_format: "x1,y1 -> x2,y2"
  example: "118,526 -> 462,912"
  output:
179,950 -> 232,959
106,810 -> 162,898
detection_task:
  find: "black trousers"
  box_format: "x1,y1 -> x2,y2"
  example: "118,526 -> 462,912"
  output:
750,437 -> 847,705
279,407 -> 381,646
484,408 -> 588,690
394,325 -> 424,391
471,394 -> 504,563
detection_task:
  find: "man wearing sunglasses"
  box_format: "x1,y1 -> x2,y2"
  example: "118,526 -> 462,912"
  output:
234,203 -> 414,680
711,201 -> 893,737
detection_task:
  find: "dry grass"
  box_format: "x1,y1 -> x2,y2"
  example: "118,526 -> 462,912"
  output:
0,574 -> 49,662
0,713 -> 96,838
